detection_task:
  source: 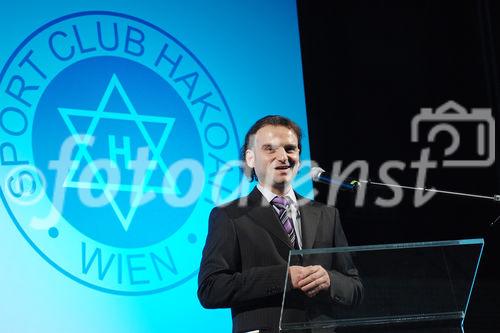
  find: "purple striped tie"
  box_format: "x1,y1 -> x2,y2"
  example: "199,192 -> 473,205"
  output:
271,196 -> 297,247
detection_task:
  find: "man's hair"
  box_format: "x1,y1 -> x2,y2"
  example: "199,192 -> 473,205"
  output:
241,115 -> 302,181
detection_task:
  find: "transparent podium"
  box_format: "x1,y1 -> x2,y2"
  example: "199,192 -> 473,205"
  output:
280,239 -> 483,333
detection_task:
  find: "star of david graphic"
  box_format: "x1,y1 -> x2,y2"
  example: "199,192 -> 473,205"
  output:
58,74 -> 178,232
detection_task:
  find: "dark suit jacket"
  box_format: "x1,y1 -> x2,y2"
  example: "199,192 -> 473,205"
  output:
198,187 -> 363,333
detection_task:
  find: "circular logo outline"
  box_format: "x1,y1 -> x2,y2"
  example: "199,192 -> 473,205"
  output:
0,10 -> 241,295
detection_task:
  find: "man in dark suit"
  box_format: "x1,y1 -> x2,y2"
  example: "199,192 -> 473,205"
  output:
198,115 -> 363,332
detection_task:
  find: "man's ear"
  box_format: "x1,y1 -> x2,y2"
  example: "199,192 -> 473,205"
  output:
245,149 -> 255,168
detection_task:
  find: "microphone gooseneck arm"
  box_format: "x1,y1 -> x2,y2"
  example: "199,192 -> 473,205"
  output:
311,166 -> 499,201
357,180 -> 500,227
360,179 -> 500,203
310,166 -> 500,226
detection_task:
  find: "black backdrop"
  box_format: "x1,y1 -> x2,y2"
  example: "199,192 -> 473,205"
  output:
297,0 -> 500,329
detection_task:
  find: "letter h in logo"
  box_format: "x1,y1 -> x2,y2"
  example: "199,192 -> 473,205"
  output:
108,135 -> 132,169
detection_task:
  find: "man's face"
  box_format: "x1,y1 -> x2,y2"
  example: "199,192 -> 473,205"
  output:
246,125 -> 300,193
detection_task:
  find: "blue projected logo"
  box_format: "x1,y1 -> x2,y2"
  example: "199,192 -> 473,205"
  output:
0,11 -> 241,294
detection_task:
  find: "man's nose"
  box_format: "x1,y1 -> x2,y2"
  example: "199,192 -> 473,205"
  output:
275,147 -> 287,161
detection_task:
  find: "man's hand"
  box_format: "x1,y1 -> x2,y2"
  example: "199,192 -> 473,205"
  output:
289,265 -> 308,289
288,265 -> 331,298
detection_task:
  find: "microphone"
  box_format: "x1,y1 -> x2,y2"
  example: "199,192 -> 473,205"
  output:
310,167 -> 361,192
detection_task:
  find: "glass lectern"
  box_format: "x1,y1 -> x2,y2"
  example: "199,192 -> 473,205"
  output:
280,239 -> 483,333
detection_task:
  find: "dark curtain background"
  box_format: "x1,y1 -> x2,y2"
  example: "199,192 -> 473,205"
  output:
297,0 -> 500,329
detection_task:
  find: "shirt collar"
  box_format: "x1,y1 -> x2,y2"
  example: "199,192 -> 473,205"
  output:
256,183 -> 297,205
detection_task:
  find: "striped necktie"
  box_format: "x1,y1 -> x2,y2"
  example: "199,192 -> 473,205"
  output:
271,196 -> 297,248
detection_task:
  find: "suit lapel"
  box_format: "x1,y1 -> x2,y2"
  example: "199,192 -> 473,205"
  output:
297,194 -> 320,249
246,187 -> 293,249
